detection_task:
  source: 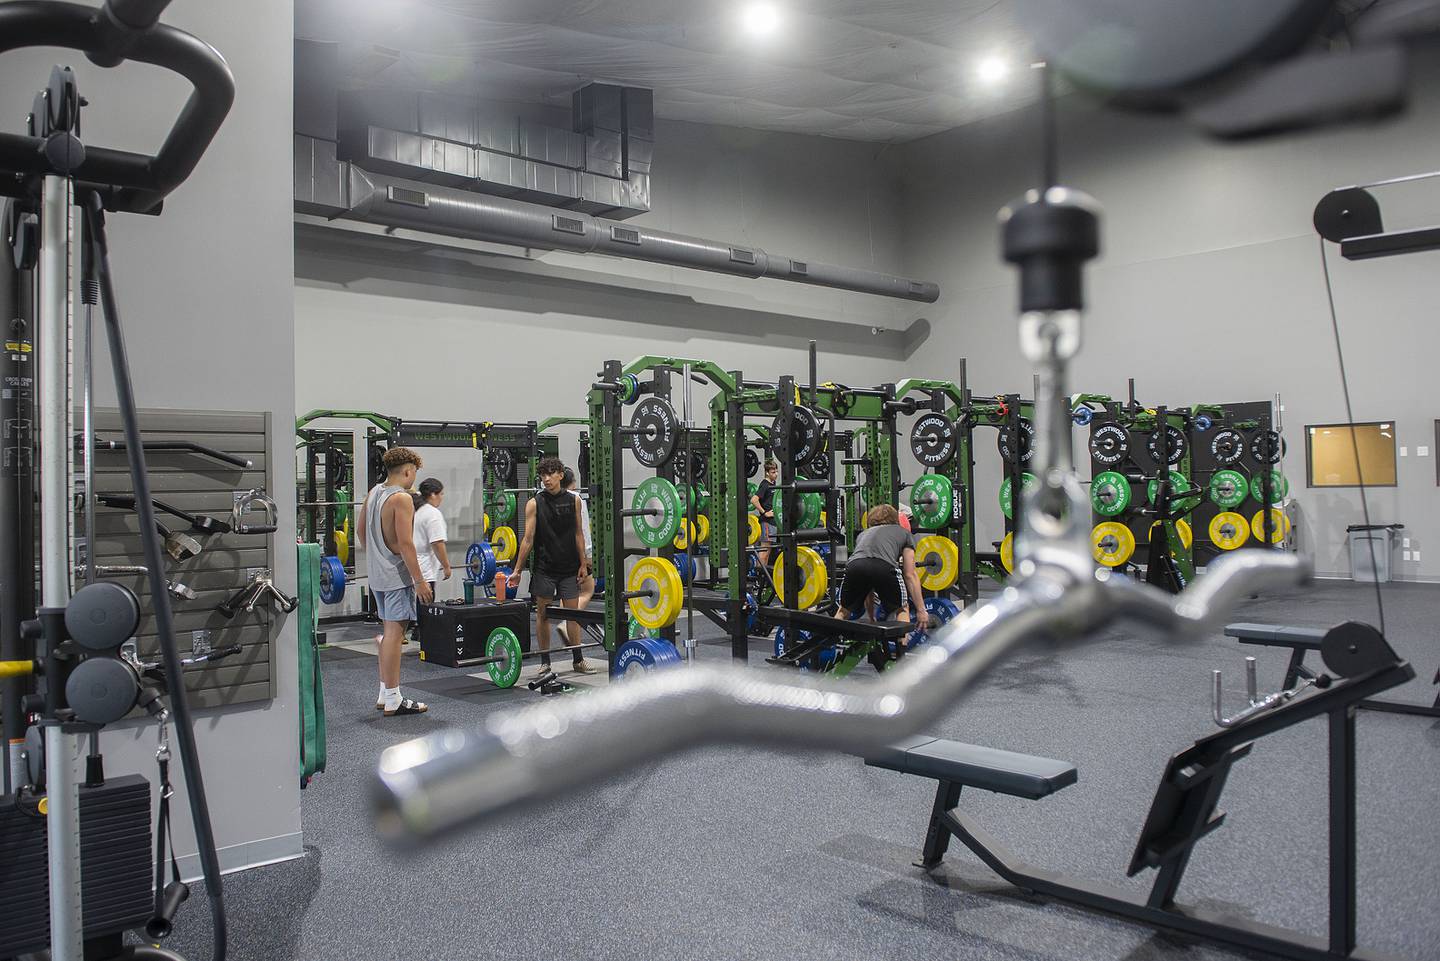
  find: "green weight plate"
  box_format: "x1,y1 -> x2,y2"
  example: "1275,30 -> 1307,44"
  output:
631,476 -> 683,548
485,627 -> 523,690
998,472 -> 1038,520
1209,469 -> 1248,509
618,372 -> 641,405
693,485 -> 711,515
1249,470 -> 1288,504
334,487 -> 350,530
628,615 -> 659,640
485,490 -> 517,524
909,474 -> 953,530
772,491 -> 822,531
1147,470 -> 1200,514
747,482 -> 758,501
1089,471 -> 1131,517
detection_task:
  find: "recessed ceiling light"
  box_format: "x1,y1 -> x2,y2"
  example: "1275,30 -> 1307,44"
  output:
741,2 -> 781,39
976,55 -> 1010,85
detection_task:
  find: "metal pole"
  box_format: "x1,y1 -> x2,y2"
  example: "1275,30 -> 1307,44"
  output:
682,363 -> 695,662
40,174 -> 83,961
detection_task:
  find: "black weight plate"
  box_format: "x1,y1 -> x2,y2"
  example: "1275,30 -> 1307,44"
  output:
1210,428 -> 1244,465
1089,424 -> 1128,466
744,448 -> 761,479
1320,621 -> 1395,679
996,418 -> 1035,464
1250,429 -> 1285,465
770,406 -> 823,464
488,447 -> 514,484
688,451 -> 707,485
1147,425 -> 1187,465
910,413 -> 958,468
802,451 -> 830,481
629,397 -> 680,469
368,445 -> 386,487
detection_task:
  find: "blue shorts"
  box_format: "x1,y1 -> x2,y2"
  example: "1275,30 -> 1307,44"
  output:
374,586 -> 416,623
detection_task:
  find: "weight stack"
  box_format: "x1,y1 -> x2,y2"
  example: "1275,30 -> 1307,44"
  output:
417,599 -> 532,668
0,774 -> 154,956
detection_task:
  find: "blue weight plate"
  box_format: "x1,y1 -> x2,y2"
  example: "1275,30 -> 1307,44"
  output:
319,555 -> 346,604
612,636 -> 682,678
465,541 -> 497,585
775,628 -> 834,667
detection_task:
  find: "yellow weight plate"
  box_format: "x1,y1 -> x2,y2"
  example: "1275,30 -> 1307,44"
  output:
914,534 -> 959,591
999,532 -> 1014,574
1092,521 -> 1136,568
672,519 -> 698,550
1251,508 -> 1290,544
492,525 -> 517,562
747,513 -> 762,546
627,556 -> 684,630
696,514 -> 711,545
483,512 -> 491,535
333,528 -> 350,566
1149,519 -> 1193,550
773,546 -> 828,609
1209,511 -> 1250,551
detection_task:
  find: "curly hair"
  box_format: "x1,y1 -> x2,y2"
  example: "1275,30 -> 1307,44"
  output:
537,456 -> 565,478
866,504 -> 899,527
381,446 -> 423,473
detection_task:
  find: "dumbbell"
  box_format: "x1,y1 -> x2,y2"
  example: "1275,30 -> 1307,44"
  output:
527,670 -> 558,691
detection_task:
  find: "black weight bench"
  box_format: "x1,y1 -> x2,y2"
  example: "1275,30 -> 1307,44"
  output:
866,735 -> 1077,869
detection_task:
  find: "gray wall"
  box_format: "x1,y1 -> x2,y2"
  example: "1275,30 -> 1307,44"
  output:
896,54 -> 1440,580
0,2 -> 301,872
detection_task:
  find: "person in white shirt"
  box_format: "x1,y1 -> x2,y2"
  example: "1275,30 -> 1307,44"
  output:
563,467 -> 595,607
412,477 -> 452,593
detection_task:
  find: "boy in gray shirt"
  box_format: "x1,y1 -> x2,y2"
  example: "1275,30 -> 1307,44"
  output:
838,505 -> 929,633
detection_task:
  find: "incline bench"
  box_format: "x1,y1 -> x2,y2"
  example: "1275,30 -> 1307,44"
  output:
865,735 -> 1077,869
1227,622 -> 1439,718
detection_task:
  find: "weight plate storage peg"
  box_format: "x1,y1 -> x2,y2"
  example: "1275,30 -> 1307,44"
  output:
999,472 -> 1039,520
629,397 -> 680,469
631,476 -> 683,548
1210,428 -> 1244,465
319,555 -> 347,604
1150,519 -> 1194,550
1089,471 -> 1131,517
910,413 -> 958,468
999,531 -> 1015,574
1209,511 -> 1250,550
627,556 -> 685,630
465,542 -> 498,585
1251,429 -> 1285,465
1091,521 -> 1137,568
1147,425 -> 1188,465
487,447 -> 514,484
1147,470 -> 1201,513
1249,470 -> 1289,504
1089,424 -> 1129,466
612,636 -> 682,678
491,526 -> 517,563
484,627 -> 524,690
996,417 -> 1036,463
909,473 -> 953,529
1251,508 -> 1291,544
1208,469 -> 1248,509
914,535 -> 960,591
773,546 -> 828,609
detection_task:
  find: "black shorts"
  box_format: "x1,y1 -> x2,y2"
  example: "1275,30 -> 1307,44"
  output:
531,570 -> 579,601
839,558 -> 906,614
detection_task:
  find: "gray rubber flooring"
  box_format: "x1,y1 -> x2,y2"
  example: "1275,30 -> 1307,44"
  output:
161,579 -> 1439,961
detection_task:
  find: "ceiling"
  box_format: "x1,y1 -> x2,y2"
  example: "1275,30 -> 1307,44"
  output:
294,0 -> 1040,143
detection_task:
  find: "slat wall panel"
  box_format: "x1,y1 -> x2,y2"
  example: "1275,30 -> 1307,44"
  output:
88,409 -> 276,705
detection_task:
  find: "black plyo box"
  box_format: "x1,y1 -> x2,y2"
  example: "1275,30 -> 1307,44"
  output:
417,600 -> 531,667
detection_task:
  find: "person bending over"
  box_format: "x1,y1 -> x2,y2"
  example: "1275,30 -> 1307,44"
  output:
412,477 -> 452,596
507,457 -> 596,675
837,505 -> 929,637
750,459 -> 779,571
356,446 -> 433,716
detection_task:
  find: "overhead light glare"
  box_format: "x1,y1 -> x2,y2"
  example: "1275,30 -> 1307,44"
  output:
976,55 -> 1010,85
741,2 -> 781,39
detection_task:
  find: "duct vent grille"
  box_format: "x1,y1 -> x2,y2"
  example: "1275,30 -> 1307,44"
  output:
552,214 -> 586,235
610,225 -> 642,245
729,247 -> 757,265
387,185 -> 429,208
908,281 -> 927,295
790,260 -> 809,276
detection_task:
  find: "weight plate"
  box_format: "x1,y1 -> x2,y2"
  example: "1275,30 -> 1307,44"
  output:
692,485 -> 711,514
631,476 -> 683,548
1209,469 -> 1249,509
999,472 -> 1039,520
1147,470 -> 1201,514
910,413 -> 958,468
1091,521 -> 1136,568
1147,425 -> 1187,465
629,397 -> 680,469
914,535 -> 959,591
368,446 -> 386,487
773,492 -> 823,531
770,406 -> 824,464
484,627 -> 523,690
465,541 -> 498,585
1210,428 -> 1244,465
1090,471 -> 1131,517
909,596 -> 962,648
673,551 -> 696,584
1251,508 -> 1290,544
627,615 -> 659,640
999,531 -> 1015,574
1194,414 -> 1214,432
672,519 -> 698,551
1089,424 -> 1129,466
618,372 -> 641,405
1250,429 -> 1285,465
487,447 -> 514,484
491,526 -> 517,563
909,474 -> 954,529
334,528 -> 350,566
800,450 -> 830,480
1209,511 -> 1250,550
1072,406 -> 1094,426
1149,518 -> 1194,550
747,514 -> 762,546
748,481 -> 759,501
485,491 -> 517,525
319,555 -> 347,604
1320,621 -> 1393,679
996,418 -> 1035,463
627,556 -> 684,630
688,451 -> 707,485
773,546 -> 828,609
334,486 -> 350,530
745,448 -> 761,479
775,628 -> 834,667
612,636 -> 682,679
695,514 -> 711,546
1249,470 -> 1289,504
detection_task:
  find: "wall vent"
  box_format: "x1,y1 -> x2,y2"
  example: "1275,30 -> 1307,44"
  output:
610,225 -> 642,245
729,247 -> 757,265
386,185 -> 429,208
552,214 -> 586,235
790,260 -> 809,276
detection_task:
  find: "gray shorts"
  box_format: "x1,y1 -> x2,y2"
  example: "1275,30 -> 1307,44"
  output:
373,586 -> 416,623
531,570 -> 579,600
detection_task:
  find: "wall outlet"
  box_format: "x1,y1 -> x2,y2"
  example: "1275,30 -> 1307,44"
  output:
1414,551 -> 1421,563
1400,446 -> 1408,457
1420,446 -> 1430,457
1403,537 -> 1411,548
1402,550 -> 1412,561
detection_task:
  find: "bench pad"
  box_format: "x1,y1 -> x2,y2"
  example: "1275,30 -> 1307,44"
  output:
866,736 -> 1077,800
1225,622 -> 1326,647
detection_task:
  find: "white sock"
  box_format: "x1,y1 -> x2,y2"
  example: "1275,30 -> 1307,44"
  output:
382,686 -> 401,711
378,683 -> 386,704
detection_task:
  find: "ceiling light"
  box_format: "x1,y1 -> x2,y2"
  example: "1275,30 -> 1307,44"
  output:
741,2 -> 781,39
976,56 -> 1010,85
